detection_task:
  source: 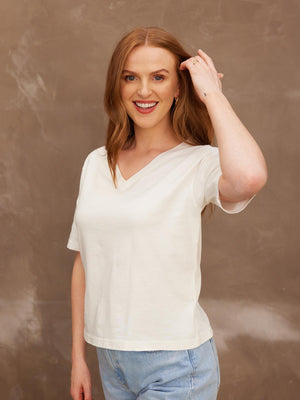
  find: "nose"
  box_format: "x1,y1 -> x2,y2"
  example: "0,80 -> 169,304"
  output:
137,79 -> 152,97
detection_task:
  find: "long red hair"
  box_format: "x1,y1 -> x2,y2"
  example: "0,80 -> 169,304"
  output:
104,26 -> 217,216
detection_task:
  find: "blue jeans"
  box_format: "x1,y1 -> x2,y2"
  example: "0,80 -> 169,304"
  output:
96,337 -> 221,399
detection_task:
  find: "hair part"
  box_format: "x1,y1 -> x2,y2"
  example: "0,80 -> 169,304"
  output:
104,26 -> 218,217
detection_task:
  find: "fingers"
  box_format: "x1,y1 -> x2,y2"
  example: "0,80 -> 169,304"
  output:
197,49 -> 218,73
191,55 -> 207,67
179,55 -> 208,71
70,384 -> 83,400
179,59 -> 189,70
194,52 -> 224,87
179,51 -> 224,94
180,53 -> 223,77
70,384 -> 92,400
83,383 -> 92,400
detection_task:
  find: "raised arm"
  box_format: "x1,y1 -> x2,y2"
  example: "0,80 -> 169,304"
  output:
204,89 -> 268,202
179,49 -> 268,202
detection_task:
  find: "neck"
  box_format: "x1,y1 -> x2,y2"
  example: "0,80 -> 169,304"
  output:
132,120 -> 180,151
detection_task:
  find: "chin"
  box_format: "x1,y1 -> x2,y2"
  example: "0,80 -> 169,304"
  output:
134,122 -> 159,130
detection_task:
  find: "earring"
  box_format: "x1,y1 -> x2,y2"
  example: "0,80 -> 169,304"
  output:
174,97 -> 179,105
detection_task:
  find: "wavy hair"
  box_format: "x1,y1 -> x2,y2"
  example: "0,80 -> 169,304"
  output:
104,26 -> 217,217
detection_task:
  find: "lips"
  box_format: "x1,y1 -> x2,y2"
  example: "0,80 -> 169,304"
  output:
133,101 -> 159,114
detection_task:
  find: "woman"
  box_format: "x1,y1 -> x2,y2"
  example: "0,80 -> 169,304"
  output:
67,26 -> 267,400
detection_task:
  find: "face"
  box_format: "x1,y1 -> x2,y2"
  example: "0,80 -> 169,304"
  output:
120,45 -> 180,132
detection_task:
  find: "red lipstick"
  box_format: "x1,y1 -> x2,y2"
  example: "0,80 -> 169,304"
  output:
133,101 -> 158,114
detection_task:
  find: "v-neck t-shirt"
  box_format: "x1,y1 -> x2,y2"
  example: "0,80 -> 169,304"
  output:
66,142 -> 256,351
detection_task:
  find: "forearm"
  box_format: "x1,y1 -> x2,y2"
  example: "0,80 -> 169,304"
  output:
71,252 -> 86,363
204,91 -> 268,191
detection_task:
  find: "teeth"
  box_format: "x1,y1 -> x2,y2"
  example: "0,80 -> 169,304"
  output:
135,102 -> 157,109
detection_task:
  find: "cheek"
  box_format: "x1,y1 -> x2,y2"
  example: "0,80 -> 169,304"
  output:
120,85 -> 126,100
120,82 -> 132,99
160,82 -> 178,99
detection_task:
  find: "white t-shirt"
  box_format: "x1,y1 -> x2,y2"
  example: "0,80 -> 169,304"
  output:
67,142 -> 256,351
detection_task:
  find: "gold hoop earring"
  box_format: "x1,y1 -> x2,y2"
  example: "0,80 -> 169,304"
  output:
174,97 -> 179,105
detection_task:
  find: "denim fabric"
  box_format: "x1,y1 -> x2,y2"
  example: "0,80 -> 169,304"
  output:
96,337 -> 220,399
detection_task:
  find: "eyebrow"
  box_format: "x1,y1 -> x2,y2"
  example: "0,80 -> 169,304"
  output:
122,68 -> 169,75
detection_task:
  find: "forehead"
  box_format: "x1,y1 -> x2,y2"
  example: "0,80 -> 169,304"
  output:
124,46 -> 176,70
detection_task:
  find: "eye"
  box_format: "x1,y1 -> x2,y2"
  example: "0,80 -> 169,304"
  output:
124,75 -> 135,81
154,75 -> 164,81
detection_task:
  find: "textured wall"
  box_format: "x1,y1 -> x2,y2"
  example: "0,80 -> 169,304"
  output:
1,0 -> 299,399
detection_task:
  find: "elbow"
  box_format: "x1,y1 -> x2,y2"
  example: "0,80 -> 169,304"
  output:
244,168 -> 268,195
222,162 -> 268,198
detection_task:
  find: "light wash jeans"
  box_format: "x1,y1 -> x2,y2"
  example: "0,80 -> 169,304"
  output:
96,337 -> 220,399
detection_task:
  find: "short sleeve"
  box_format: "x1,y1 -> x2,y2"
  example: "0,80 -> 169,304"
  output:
66,155 -> 89,251
194,146 -> 257,214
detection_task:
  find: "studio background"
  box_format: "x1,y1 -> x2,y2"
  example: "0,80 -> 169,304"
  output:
1,0 -> 299,399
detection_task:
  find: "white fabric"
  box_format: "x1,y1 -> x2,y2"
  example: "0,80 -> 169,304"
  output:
66,142 -> 256,350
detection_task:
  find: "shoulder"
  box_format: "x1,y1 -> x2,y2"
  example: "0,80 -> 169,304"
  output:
203,144 -> 219,157
83,145 -> 106,163
77,146 -> 106,174
182,143 -> 218,159
185,144 -> 220,179
86,145 -> 106,159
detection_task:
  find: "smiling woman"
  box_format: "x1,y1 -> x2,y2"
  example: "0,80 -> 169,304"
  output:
67,25 -> 266,400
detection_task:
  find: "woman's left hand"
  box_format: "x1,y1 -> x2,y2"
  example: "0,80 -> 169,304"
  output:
179,49 -> 224,103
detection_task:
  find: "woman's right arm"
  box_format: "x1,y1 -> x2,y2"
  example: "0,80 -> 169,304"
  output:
70,252 -> 92,400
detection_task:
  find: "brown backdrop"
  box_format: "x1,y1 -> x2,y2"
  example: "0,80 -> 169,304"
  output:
1,0 -> 299,399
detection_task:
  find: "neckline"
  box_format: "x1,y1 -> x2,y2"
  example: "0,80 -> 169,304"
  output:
116,142 -> 187,184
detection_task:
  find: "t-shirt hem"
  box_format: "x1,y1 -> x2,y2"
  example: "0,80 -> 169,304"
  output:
83,328 -> 214,351
213,169 -> 257,214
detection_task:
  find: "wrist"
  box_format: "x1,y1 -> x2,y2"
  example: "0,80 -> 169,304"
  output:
202,89 -> 224,101
201,90 -> 229,109
72,354 -> 86,364
71,347 -> 86,363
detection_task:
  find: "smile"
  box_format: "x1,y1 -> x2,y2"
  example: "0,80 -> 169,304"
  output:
133,101 -> 158,114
